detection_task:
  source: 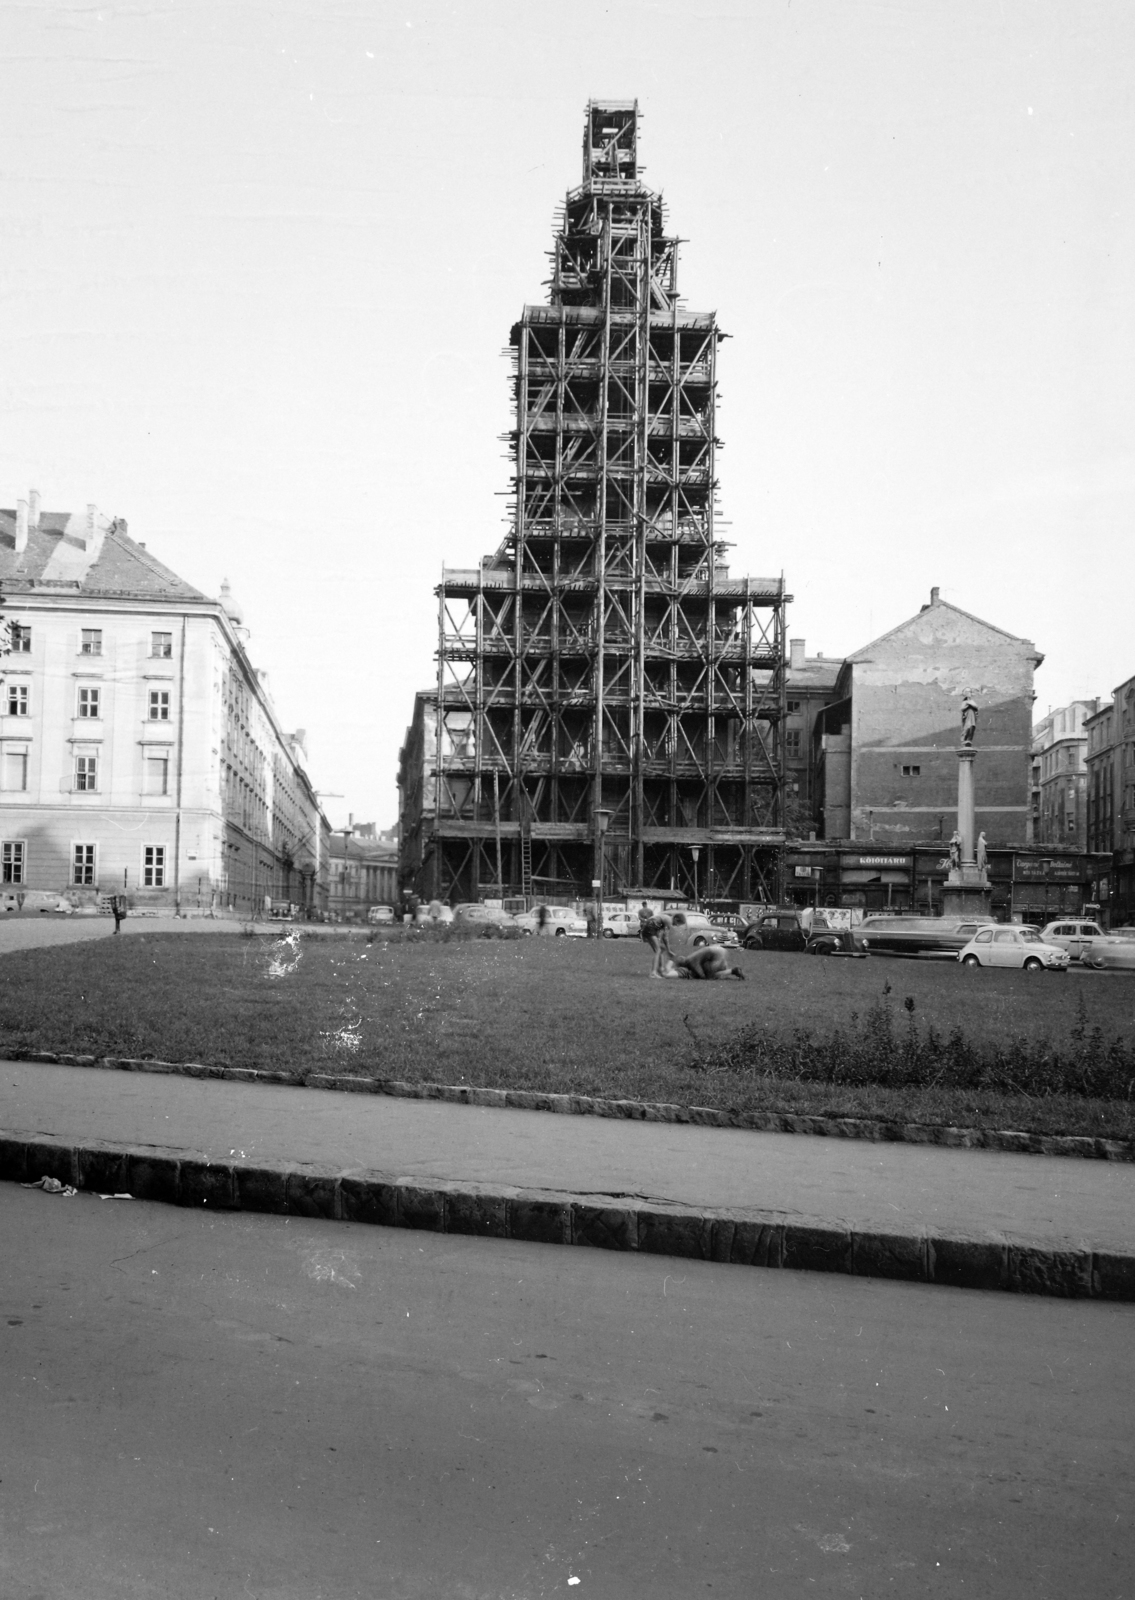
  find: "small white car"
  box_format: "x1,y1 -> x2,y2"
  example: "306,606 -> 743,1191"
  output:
958,926 -> 1070,972
513,905 -> 589,938
1039,920 -> 1106,963
601,911 -> 640,938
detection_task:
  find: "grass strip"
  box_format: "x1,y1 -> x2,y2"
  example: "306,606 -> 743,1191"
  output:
0,930 -> 1132,1142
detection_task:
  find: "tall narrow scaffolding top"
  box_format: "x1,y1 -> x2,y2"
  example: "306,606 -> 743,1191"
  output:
582,100 -> 640,187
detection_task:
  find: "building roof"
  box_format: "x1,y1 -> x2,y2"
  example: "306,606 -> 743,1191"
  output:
329,834 -> 398,864
787,656 -> 843,691
0,507 -> 207,603
846,593 -> 1041,663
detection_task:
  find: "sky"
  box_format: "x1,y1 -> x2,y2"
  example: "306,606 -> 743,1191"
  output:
3,0 -> 1133,830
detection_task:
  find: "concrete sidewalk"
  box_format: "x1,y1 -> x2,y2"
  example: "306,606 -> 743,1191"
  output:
3,1058 -> 1133,1299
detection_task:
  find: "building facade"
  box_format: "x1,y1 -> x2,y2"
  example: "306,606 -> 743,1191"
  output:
0,495 -> 330,916
813,589 -> 1041,848
1031,700 -> 1098,850
1084,675 -> 1135,925
328,824 -> 399,922
781,639 -> 841,838
406,101 -> 789,911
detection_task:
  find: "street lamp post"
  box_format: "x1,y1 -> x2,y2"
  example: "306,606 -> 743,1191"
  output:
690,845 -> 701,910
593,809 -> 611,938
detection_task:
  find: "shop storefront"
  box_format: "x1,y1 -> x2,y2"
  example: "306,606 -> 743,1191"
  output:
780,844 -> 1108,921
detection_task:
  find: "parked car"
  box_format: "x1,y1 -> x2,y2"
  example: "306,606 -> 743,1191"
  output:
852,916 -> 983,957
449,903 -> 524,938
513,905 -> 588,938
1038,920 -> 1106,963
1080,933 -> 1135,971
742,909 -> 864,957
708,912 -> 748,936
957,926 -> 1070,972
600,911 -> 640,938
367,904 -> 395,925
668,910 -> 739,951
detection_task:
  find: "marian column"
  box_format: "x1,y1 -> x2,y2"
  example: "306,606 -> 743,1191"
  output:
941,694 -> 993,919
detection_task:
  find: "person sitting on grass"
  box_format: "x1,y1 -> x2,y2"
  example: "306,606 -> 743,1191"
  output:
659,944 -> 746,981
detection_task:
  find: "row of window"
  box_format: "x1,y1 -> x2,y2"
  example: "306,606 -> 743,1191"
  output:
2,842 -> 166,888
6,685 -> 172,720
2,627 -> 174,659
1,751 -> 170,794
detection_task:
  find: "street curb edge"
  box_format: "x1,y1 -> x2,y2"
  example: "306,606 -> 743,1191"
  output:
0,1130 -> 1128,1301
3,1047 -> 1132,1163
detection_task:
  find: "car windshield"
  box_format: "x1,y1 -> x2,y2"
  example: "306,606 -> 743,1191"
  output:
1019,929 -> 1043,943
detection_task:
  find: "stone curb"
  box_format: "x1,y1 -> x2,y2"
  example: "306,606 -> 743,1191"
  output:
3,1047 -> 1132,1163
0,1129 -> 1129,1301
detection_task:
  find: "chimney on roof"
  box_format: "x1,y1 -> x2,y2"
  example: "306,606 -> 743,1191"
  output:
28,489 -> 40,529
930,586 -> 940,605
789,638 -> 805,671
15,498 -> 28,554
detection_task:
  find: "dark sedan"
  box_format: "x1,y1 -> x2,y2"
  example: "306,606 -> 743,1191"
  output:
742,910 -> 864,957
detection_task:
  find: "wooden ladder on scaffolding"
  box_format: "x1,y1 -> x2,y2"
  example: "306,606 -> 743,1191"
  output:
520,830 -> 533,900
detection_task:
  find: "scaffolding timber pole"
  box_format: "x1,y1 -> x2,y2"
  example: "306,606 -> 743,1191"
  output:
430,100 -> 790,908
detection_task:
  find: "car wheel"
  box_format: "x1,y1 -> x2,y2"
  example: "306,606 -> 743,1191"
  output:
554,927 -> 566,937
1023,957 -> 1043,972
692,936 -> 707,948
744,937 -> 762,951
1090,955 -> 1107,970
602,927 -> 614,938
961,953 -> 981,967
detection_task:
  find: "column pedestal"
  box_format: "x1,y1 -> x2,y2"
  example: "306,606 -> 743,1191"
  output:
942,746 -> 991,918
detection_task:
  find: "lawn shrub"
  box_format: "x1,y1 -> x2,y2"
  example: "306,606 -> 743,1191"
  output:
700,989 -> 1135,1101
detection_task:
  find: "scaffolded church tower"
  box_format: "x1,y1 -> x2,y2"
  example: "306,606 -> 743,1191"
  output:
432,101 -> 787,905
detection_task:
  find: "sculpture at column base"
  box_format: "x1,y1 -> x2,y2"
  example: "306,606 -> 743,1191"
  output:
941,871 -> 992,920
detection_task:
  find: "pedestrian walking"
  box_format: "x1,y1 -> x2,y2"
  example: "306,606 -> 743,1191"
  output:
111,894 -> 127,935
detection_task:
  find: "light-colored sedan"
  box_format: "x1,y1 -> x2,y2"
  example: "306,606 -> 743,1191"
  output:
958,926 -> 1070,972
601,911 -> 640,939
668,910 -> 739,952
1081,932 -> 1135,971
1039,920 -> 1106,963
450,903 -> 524,938
513,905 -> 589,938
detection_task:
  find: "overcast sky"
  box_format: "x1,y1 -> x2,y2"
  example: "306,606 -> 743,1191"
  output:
3,1 -> 1132,829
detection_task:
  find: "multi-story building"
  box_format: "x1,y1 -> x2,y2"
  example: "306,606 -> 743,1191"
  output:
328,822 -> 399,922
1031,700 -> 1098,850
0,494 -> 330,915
1084,675 -> 1135,925
401,101 -> 789,910
813,588 -> 1042,848
780,639 -> 842,837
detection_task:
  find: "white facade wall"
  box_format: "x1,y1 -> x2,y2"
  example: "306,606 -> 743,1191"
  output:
0,595 -> 328,915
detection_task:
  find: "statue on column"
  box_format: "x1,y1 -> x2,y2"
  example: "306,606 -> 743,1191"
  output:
948,830 -> 962,871
960,694 -> 978,747
976,831 -> 988,874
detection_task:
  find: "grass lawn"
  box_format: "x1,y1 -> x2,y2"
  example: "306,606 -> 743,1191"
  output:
1,931 -> 1132,1140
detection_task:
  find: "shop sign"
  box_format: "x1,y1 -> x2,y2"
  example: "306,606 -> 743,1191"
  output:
851,856 -> 909,869
794,866 -> 822,878
1014,858 -> 1085,881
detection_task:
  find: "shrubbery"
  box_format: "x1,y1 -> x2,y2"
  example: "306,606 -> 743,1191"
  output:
699,989 -> 1135,1101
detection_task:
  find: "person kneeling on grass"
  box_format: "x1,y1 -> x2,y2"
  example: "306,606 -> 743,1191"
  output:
660,945 -> 746,981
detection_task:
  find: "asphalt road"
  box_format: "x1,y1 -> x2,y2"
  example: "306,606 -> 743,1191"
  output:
1,1186 -> 1132,1600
